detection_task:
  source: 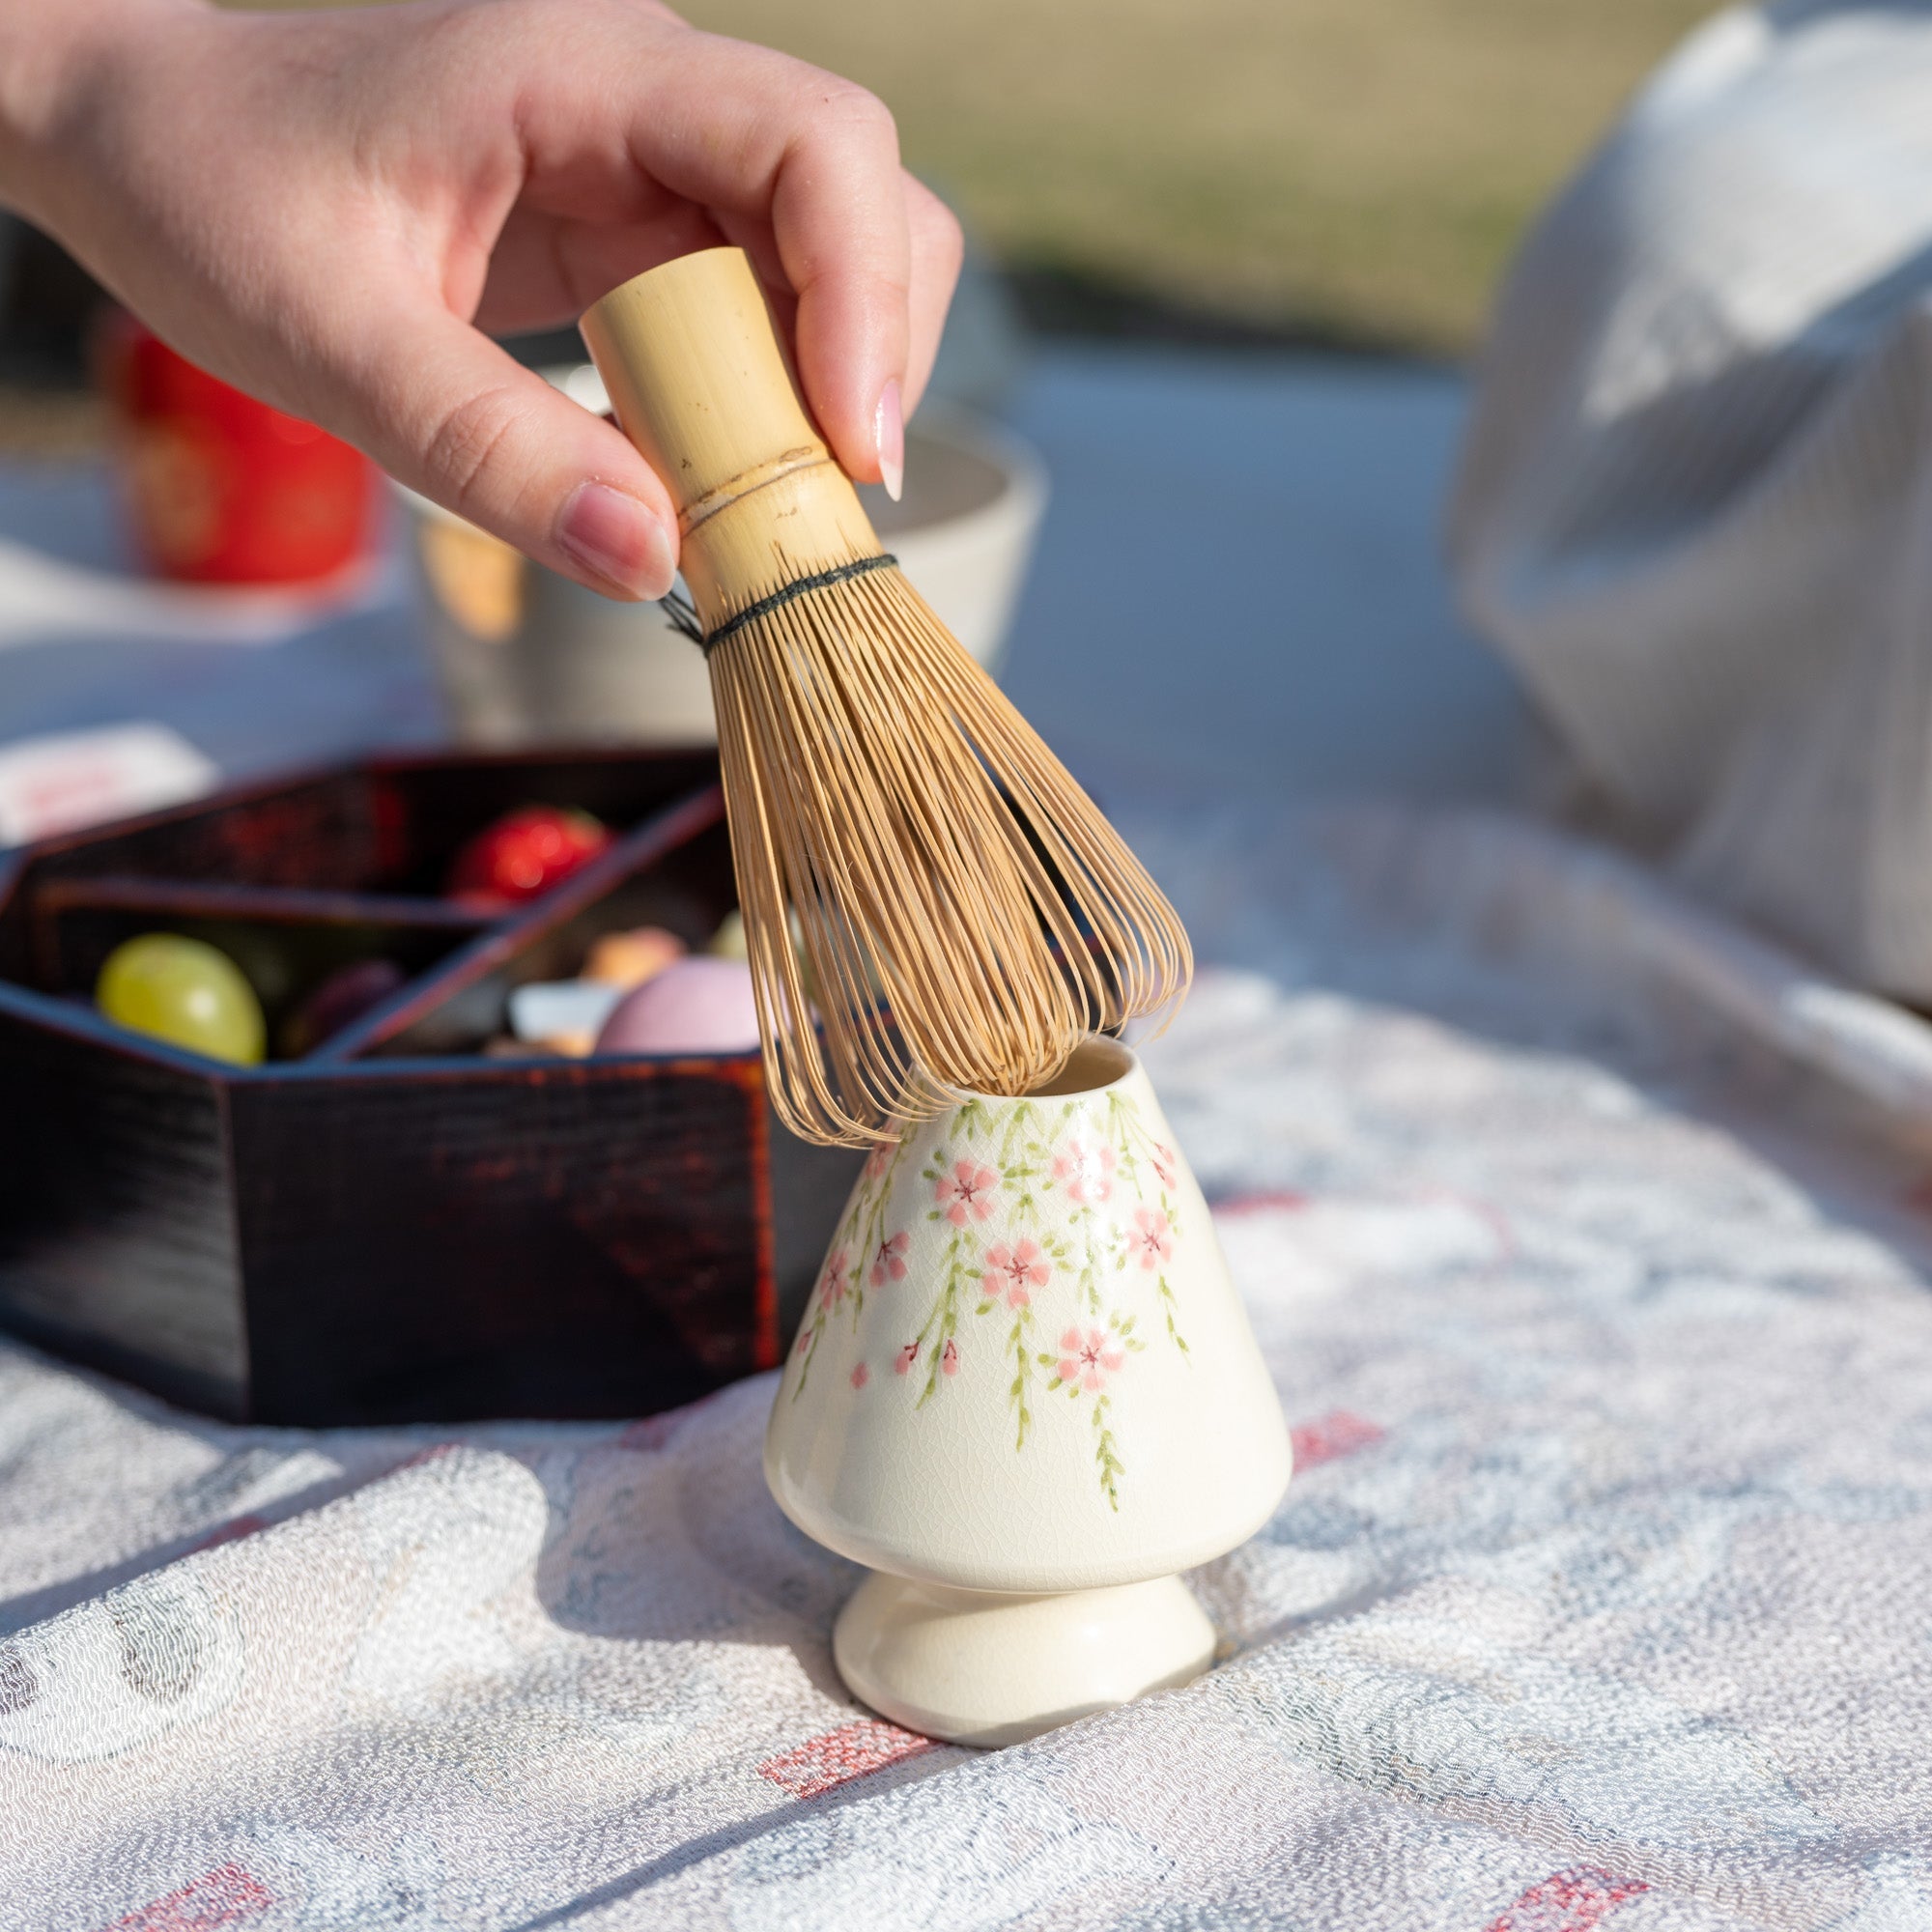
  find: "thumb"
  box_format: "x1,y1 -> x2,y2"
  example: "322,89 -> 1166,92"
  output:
349,305 -> 679,600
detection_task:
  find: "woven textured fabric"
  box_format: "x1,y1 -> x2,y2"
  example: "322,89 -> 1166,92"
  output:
5,802 -> 1932,1929
1449,1 -> 1932,1000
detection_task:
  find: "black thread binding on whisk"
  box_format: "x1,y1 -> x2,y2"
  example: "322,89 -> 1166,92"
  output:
660,554 -> 899,656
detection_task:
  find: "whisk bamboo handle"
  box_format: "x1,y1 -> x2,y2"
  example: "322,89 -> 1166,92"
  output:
580,247 -> 883,633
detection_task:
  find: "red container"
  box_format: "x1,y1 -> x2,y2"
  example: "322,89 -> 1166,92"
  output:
99,315 -> 378,585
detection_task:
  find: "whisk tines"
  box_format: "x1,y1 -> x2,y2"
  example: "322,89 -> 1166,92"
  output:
707,564 -> 1189,1143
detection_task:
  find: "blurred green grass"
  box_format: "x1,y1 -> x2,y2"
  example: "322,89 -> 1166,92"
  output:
679,0 -> 1717,355
242,0 -> 1718,355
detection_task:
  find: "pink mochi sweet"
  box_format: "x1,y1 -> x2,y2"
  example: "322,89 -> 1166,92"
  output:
593,955 -> 761,1056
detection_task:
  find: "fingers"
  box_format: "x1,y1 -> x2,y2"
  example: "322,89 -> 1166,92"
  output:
901,175 -> 964,415
770,95 -> 907,493
346,300 -> 680,599
608,31 -> 957,488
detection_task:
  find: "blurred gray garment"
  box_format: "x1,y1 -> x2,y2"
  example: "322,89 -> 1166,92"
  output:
1449,0 -> 1932,1000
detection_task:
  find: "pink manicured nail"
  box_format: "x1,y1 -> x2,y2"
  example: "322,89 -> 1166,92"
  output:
556,482 -> 674,599
874,379 -> 904,503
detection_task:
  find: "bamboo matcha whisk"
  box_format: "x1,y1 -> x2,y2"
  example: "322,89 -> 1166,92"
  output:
582,246 -> 1190,1146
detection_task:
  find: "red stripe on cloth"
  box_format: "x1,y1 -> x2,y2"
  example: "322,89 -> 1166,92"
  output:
1213,1190 -> 1310,1216
101,1863 -> 274,1932
757,1718 -> 936,1799
1289,1409 -> 1385,1468
1483,1866 -> 1649,1932
617,1414 -> 681,1453
188,1514 -> 268,1554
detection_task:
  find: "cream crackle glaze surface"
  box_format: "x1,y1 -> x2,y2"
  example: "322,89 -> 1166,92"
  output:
764,1041 -> 1293,1595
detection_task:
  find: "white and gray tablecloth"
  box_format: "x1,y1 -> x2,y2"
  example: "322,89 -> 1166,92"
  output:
5,800 -> 1932,1930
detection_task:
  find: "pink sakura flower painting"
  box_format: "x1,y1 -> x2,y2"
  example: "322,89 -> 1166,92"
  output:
862,1142 -> 895,1186
941,1338 -> 959,1377
1058,1325 -> 1125,1393
1151,1142 -> 1179,1189
894,1342 -> 918,1376
982,1238 -> 1051,1309
935,1160 -> 999,1226
818,1246 -> 850,1308
1053,1136 -> 1116,1206
869,1232 -> 910,1287
849,1362 -> 869,1389
1130,1206 -> 1175,1270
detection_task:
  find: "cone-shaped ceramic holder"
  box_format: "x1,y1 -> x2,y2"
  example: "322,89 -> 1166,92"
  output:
765,1037 -> 1291,1745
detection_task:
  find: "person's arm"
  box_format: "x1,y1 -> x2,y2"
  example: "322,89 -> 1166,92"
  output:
0,0 -> 960,599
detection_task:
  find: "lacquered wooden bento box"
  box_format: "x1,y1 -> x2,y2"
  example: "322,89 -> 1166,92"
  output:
0,749 -> 862,1425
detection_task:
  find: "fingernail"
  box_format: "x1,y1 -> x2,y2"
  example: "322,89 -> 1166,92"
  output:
874,379 -> 904,503
556,481 -> 674,599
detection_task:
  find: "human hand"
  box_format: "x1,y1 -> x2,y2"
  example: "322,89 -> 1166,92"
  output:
0,0 -> 961,598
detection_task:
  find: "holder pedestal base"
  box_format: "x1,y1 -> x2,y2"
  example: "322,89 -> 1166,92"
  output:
832,1571 -> 1217,1747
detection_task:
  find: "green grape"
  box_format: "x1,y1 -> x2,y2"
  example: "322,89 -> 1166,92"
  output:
96,933 -> 267,1066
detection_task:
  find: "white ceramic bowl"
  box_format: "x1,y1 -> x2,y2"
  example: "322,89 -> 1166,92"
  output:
397,373 -> 1047,747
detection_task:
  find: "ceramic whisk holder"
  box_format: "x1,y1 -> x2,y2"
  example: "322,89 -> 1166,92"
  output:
764,1037 -> 1291,1745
